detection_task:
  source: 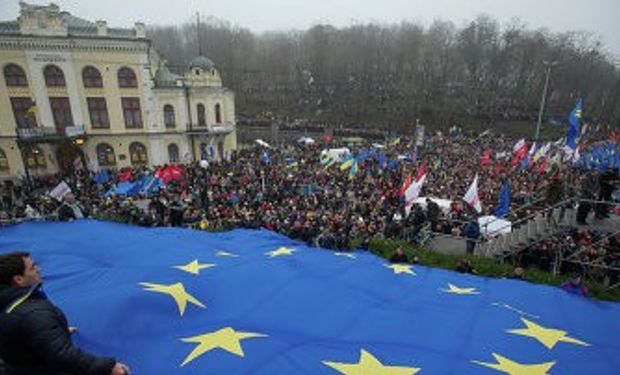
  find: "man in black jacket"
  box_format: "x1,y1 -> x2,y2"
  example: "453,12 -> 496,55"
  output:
0,252 -> 129,375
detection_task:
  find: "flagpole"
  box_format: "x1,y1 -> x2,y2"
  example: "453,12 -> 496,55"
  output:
534,60 -> 558,141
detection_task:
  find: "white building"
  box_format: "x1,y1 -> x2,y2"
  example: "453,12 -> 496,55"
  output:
0,2 -> 237,180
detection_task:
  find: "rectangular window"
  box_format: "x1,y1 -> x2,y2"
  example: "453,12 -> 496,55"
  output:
121,97 -> 143,128
87,98 -> 109,128
10,97 -> 37,128
49,97 -> 74,133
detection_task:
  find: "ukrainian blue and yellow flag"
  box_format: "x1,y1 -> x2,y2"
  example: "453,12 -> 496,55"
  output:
2,221 -> 620,374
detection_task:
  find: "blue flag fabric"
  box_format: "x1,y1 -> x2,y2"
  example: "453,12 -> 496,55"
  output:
519,153 -> 531,170
93,170 -> 109,185
493,179 -> 512,217
2,221 -> 620,374
577,142 -> 620,171
105,181 -> 135,197
387,159 -> 399,171
262,150 -> 270,164
566,99 -> 583,150
377,153 -> 387,167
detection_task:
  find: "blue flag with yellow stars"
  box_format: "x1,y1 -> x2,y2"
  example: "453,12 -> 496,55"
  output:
2,220 -> 620,374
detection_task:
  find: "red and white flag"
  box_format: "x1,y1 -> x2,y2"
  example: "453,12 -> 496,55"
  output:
415,162 -> 427,182
537,155 -> 550,175
463,174 -> 482,213
399,173 -> 412,197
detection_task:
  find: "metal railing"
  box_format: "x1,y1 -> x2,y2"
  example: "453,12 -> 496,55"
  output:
16,125 -> 85,139
187,122 -> 235,134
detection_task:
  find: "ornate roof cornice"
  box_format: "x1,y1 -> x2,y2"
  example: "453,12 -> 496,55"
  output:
0,36 -> 149,53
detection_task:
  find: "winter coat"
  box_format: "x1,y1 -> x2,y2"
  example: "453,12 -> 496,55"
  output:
0,284 -> 115,375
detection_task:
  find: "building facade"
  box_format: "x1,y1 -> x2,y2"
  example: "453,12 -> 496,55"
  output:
0,2 -> 237,180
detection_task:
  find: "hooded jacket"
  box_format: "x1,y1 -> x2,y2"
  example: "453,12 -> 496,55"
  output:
0,283 -> 115,375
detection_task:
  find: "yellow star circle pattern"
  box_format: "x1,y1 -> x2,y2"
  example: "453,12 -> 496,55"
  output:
266,247 -> 296,257
384,264 -> 416,275
180,327 -> 267,366
472,353 -> 555,375
507,318 -> 590,349
174,259 -> 216,275
139,282 -> 205,316
323,349 -> 421,375
441,283 -> 480,295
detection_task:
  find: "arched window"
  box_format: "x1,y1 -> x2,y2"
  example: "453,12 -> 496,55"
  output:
22,146 -> 46,169
96,143 -> 116,166
197,103 -> 206,126
0,148 -> 8,170
215,103 -> 222,123
82,66 -> 103,88
129,142 -> 148,165
164,104 -> 175,128
44,65 -> 65,87
168,143 -> 179,163
117,67 -> 137,88
4,64 -> 28,86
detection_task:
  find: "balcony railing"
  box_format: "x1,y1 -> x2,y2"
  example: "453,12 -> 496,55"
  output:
16,125 -> 86,141
188,122 -> 235,135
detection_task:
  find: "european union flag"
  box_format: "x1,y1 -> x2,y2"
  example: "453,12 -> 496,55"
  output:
566,99 -> 583,150
2,221 -> 620,374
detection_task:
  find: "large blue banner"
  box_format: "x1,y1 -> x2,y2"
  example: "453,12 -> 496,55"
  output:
1,221 -> 619,374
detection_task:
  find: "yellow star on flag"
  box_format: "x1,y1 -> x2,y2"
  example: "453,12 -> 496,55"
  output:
139,282 -> 205,316
180,327 -> 267,366
384,264 -> 416,275
335,252 -> 356,259
507,318 -> 590,349
266,247 -> 295,257
472,353 -> 555,375
442,283 -> 480,295
323,349 -> 420,374
174,259 -> 216,275
216,250 -> 238,257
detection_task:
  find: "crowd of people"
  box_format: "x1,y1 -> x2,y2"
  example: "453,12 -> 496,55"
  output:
0,129 -> 618,281
7,129 -> 616,374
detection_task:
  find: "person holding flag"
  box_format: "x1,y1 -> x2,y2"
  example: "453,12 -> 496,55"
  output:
0,252 -> 130,375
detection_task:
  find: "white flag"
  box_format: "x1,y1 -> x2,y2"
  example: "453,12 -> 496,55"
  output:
533,142 -> 551,162
513,139 -> 525,153
404,174 -> 426,217
49,181 -> 72,201
550,152 -> 562,167
562,145 -> 575,162
573,147 -> 581,163
463,174 -> 482,213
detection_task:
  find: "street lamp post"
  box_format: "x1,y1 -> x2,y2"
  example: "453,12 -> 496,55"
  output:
534,61 -> 558,141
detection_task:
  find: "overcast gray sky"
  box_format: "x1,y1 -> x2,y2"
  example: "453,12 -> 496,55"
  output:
2,0 -> 619,60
